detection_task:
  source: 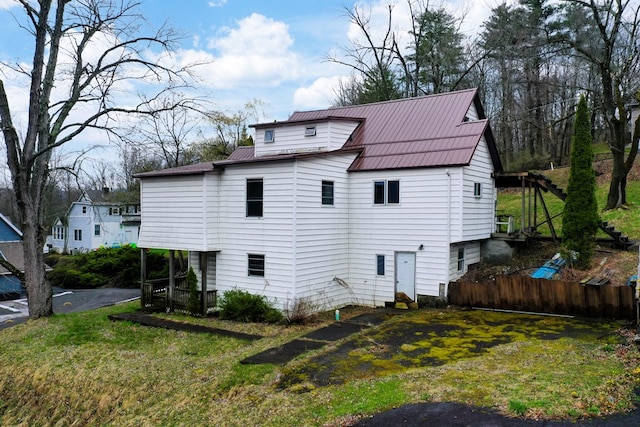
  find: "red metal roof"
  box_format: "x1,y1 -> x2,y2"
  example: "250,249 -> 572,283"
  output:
137,89 -> 502,178
133,161 -> 217,178
288,88 -> 501,172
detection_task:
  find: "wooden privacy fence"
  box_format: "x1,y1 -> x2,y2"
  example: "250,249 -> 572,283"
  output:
449,275 -> 635,320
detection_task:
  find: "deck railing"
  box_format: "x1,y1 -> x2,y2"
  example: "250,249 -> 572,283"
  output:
141,276 -> 217,314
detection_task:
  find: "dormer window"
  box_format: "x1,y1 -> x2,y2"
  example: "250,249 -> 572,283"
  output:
264,129 -> 275,143
304,126 -> 316,137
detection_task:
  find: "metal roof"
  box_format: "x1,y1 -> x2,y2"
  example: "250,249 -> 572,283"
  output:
136,88 -> 502,178
288,88 -> 501,172
134,161 -> 218,178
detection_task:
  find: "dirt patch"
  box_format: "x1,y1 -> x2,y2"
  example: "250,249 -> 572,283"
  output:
276,308 -> 623,389
461,240 -> 637,287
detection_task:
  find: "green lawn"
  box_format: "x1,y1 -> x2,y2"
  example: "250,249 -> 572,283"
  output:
497,167 -> 640,240
0,303 -> 638,426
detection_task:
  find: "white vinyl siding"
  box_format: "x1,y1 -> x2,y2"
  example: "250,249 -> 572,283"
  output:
214,162 -> 296,309
461,137 -> 496,241
449,242 -> 481,281
293,154 -> 356,310
188,251 -> 217,291
349,168 -> 454,304
255,120 -> 359,157
465,103 -> 479,121
138,175 -> 210,251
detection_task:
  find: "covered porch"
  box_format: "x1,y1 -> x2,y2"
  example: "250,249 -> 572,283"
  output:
140,249 -> 217,315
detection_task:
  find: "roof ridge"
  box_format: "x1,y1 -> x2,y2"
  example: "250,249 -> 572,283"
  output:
289,88 -> 478,117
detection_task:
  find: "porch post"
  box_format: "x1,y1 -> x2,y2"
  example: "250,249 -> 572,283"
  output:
168,250 -> 175,312
200,251 -> 208,316
140,249 -> 146,308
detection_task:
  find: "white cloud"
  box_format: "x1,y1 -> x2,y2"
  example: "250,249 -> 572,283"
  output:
293,76 -> 344,110
171,13 -> 303,89
0,0 -> 18,10
208,0 -> 227,7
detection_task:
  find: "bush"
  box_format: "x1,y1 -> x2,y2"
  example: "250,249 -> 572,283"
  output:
47,246 -> 168,289
285,297 -> 318,325
218,289 -> 283,323
187,267 -> 200,316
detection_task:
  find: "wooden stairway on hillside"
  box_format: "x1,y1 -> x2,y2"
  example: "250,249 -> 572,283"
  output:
495,172 -> 632,248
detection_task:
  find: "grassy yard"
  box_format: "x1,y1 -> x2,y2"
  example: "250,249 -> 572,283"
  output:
497,158 -> 640,240
0,303 -> 639,426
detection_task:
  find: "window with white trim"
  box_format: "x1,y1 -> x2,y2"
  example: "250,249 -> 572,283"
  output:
305,126 -> 316,136
248,254 -> 265,277
53,226 -> 65,240
74,229 -> 82,241
373,180 -> 400,205
264,129 -> 275,143
376,254 -> 385,276
94,224 -> 101,236
82,206 -> 87,214
322,180 -> 334,205
457,247 -> 465,271
246,178 -> 264,217
474,182 -> 482,198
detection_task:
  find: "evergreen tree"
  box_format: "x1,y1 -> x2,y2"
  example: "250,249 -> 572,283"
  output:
187,267 -> 200,316
562,95 -> 599,268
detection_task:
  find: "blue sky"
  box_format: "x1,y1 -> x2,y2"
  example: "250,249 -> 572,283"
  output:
0,0 -> 495,179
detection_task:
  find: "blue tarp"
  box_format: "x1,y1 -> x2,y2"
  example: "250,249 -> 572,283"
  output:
531,253 -> 573,280
531,266 -> 559,279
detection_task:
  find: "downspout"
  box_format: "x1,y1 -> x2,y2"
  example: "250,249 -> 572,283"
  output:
291,160 -> 298,303
446,169 -> 451,243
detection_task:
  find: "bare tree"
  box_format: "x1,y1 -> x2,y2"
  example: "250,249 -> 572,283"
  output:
328,4 -> 403,105
0,0 -> 193,318
123,93 -> 207,168
558,0 -> 640,208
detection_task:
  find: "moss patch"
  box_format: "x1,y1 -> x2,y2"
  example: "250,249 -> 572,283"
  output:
277,309 -> 622,389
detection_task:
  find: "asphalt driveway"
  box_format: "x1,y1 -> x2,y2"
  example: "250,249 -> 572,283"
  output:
0,287 -> 139,330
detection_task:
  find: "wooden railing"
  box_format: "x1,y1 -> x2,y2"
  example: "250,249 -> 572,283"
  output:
449,275 -> 635,320
141,276 -> 217,315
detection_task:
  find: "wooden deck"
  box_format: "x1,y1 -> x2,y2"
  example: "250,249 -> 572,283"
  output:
141,277 -> 216,315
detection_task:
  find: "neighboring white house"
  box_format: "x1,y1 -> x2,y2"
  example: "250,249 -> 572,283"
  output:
135,89 -> 503,312
48,190 -> 141,253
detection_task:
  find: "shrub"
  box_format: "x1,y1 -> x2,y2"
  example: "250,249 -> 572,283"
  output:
562,95 -> 599,269
187,267 -> 200,316
218,289 -> 283,323
285,297 -> 318,325
47,246 -> 168,289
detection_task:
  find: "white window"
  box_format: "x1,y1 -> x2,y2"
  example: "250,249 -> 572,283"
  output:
248,254 -> 265,277
374,180 -> 400,205
305,126 -> 316,137
474,182 -> 482,198
246,179 -> 264,217
74,229 -> 82,241
94,224 -> 101,236
53,226 -> 65,240
82,206 -> 87,214
264,129 -> 275,143
457,248 -> 465,271
376,254 -> 385,276
322,181 -> 334,205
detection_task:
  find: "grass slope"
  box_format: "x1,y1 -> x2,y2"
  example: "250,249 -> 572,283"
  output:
0,303 -> 638,426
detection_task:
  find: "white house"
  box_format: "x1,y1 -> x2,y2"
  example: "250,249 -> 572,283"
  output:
135,89 -> 503,312
48,190 -> 141,253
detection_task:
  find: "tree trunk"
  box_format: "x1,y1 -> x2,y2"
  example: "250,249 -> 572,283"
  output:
22,210 -> 53,318
605,119 -> 628,209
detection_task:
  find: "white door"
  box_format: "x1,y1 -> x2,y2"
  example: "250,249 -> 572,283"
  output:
395,252 -> 416,301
